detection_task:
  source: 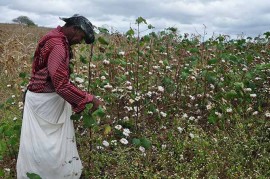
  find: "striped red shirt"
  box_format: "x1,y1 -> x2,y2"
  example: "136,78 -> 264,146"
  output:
28,26 -> 93,113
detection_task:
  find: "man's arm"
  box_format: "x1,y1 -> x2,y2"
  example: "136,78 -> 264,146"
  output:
47,45 -> 94,113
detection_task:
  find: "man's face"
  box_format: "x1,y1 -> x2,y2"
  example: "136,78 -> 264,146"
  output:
70,27 -> 86,45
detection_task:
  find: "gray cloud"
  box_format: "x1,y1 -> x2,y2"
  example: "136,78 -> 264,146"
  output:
1,0 -> 270,38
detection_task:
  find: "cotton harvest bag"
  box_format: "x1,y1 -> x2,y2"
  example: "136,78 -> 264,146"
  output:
16,90 -> 82,179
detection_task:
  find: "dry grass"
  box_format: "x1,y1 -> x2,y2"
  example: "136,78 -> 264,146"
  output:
0,23 -> 50,103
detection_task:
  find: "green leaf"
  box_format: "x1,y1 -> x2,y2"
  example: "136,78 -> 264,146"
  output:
92,107 -> 105,118
0,126 -> 4,133
208,115 -> 218,124
115,75 -> 127,83
234,82 -> 244,90
98,37 -> 109,46
190,48 -> 199,53
19,72 -> 27,78
225,90 -> 238,99
26,172 -> 42,179
136,16 -> 147,24
0,141 -> 7,153
264,31 -> 270,38
20,80 -> 28,86
70,114 -> 81,121
13,124 -> 21,135
141,35 -> 151,43
69,62 -> 74,74
126,28 -> 135,36
148,24 -> 155,29
132,138 -> 141,147
111,58 -> 127,65
79,55 -> 87,64
80,46 -> 86,52
83,114 -> 97,128
9,137 -> 18,146
181,72 -> 189,80
208,58 -> 218,65
246,54 -> 253,63
149,32 -> 157,38
148,104 -> 156,113
98,27 -> 109,34
85,103 -> 93,111
163,59 -> 169,66
4,129 -> 13,137
167,27 -> 177,33
6,97 -> 13,104
256,63 -> 270,70
140,137 -> 151,150
162,76 -> 174,93
0,169 -> 4,177
206,74 -> 216,84
13,124 -> 21,131
229,55 -> 238,62
104,125 -> 111,135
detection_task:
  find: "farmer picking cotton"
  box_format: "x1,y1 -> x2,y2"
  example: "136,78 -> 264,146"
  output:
16,14 -> 102,179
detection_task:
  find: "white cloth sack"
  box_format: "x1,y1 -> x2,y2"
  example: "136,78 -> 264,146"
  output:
16,91 -> 82,179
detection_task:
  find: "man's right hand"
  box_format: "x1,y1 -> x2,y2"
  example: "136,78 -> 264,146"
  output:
88,96 -> 102,114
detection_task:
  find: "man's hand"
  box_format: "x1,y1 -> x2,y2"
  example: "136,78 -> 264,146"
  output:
88,96 -> 102,114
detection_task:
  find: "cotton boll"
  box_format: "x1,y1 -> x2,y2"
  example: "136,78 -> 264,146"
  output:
75,77 -> 84,84
139,146 -> 145,153
119,51 -> 125,56
177,127 -> 184,133
103,59 -> 110,65
158,86 -> 164,93
160,112 -> 167,118
100,76 -> 106,80
104,84 -> 113,89
120,138 -> 128,145
102,140 -> 109,147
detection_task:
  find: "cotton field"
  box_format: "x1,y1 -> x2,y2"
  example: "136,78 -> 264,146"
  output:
0,19 -> 270,178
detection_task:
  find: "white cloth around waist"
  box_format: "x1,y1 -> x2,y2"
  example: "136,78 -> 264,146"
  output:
16,91 -> 82,179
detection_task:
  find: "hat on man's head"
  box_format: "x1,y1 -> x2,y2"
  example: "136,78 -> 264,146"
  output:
60,14 -> 95,44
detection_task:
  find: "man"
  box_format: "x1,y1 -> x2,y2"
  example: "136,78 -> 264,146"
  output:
16,14 -> 101,179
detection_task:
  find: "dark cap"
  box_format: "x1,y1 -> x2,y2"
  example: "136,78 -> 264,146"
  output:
60,14 -> 95,44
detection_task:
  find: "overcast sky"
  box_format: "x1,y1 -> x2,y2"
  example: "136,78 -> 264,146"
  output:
1,0 -> 270,39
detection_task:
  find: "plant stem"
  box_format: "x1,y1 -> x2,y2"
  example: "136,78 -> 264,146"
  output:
87,44 -> 94,93
88,44 -> 94,169
135,22 -> 140,131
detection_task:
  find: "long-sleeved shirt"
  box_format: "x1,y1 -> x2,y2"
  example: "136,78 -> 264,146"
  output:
28,26 -> 93,113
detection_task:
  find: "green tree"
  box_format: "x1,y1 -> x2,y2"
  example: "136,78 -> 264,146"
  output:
12,16 -> 36,26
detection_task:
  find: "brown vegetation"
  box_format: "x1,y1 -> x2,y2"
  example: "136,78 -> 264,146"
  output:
0,23 -> 51,103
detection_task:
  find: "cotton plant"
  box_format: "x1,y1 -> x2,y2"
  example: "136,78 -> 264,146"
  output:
114,124 -> 132,139
3,18 -> 270,177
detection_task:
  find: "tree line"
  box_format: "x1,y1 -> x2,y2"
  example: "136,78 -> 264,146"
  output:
12,16 -> 37,26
